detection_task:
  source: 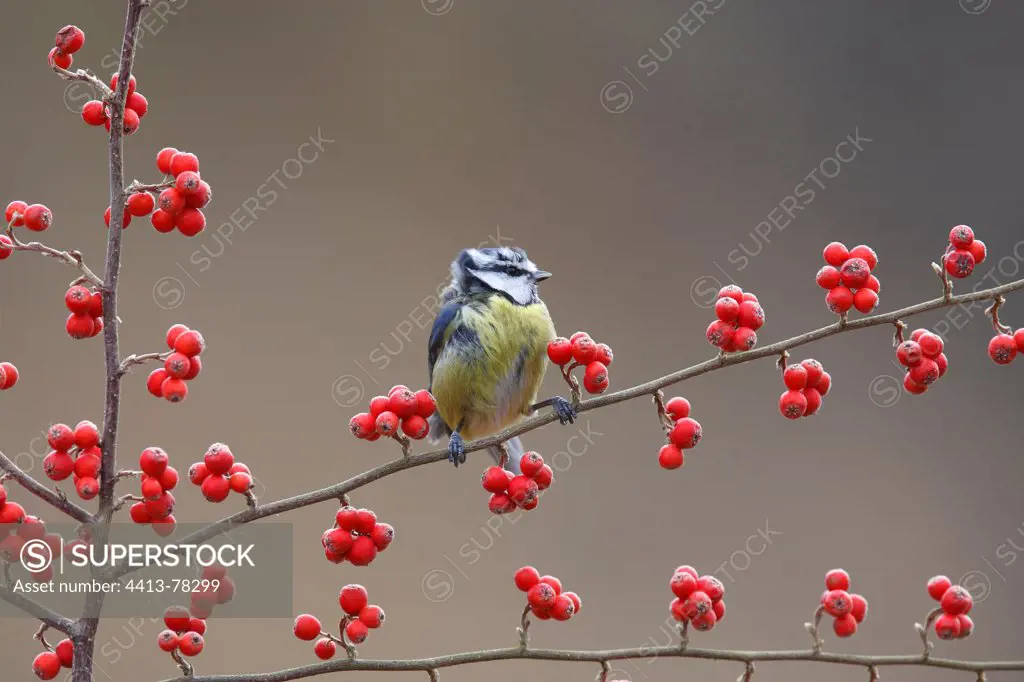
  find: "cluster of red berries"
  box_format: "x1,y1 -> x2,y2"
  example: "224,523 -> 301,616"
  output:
64,285 -> 105,339
817,242 -> 880,315
481,452 -> 554,514
322,505 -> 394,566
547,331 -> 613,394
706,285 -> 765,353
779,359 -> 832,419
669,565 -> 726,632
46,24 -> 85,69
0,514 -> 61,583
349,385 -> 436,441
293,584 -> 385,657
657,397 -> 702,470
31,637 -> 74,680
82,74 -> 148,137
0,361 -> 19,390
943,225 -> 987,279
819,569 -> 868,637
0,485 -> 25,526
147,324 -> 206,403
895,329 -> 948,395
987,328 -> 1024,365
515,567 -> 581,622
190,564 -> 236,619
187,443 -> 254,504
148,148 -> 211,236
41,420 -> 104,501
926,576 -> 975,640
126,447 -> 179,535
156,604 -> 209,659
5,200 -> 53,232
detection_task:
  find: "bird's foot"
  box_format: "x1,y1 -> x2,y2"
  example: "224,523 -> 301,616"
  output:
551,396 -> 577,425
447,433 -> 466,467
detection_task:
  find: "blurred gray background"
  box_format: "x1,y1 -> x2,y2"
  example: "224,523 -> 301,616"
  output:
1,1 -> 1023,680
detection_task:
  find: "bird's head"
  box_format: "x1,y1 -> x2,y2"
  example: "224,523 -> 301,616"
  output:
450,246 -> 551,305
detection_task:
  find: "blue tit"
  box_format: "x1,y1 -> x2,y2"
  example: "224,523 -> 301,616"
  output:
427,246 -> 578,474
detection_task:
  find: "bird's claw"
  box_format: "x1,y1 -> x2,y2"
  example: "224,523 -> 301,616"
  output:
447,433 -> 466,467
551,396 -> 577,425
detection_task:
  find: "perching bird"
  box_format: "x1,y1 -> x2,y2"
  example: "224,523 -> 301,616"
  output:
427,247 -> 577,474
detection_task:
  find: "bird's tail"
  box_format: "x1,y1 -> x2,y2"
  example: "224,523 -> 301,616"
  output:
427,412 -> 451,445
489,436 -> 523,475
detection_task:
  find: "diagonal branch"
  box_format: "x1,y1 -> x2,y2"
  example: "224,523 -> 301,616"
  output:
0,451 -> 94,524
147,275 -> 1024,558
5,222 -> 105,289
159,645 -> 1024,682
0,585 -> 75,634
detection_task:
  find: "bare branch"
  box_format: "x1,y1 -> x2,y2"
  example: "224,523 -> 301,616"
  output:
158,645 -> 1021,682
117,351 -> 170,376
0,585 -> 75,634
5,221 -> 105,288
0,450 -> 94,523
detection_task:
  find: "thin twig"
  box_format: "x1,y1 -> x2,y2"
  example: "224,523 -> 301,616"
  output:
34,623 -> 54,651
117,351 -> 171,376
916,607 -> 943,658
0,585 -> 75,633
517,606 -> 531,649
5,220 -> 105,288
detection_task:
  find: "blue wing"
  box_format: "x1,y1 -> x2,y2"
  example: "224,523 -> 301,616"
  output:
428,299 -> 463,391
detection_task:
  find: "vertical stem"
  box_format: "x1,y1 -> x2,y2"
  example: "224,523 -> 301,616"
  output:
71,2 -> 146,681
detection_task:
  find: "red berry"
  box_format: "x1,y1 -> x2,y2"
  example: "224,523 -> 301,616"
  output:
188,462 -> 210,486
5,200 -> 26,226
64,285 -> 92,315
783,364 -> 808,390
927,576 -> 953,601
43,452 -> 74,481
0,362 -> 15,389
670,418 -> 702,449
850,593 -> 868,623
162,377 -> 188,402
547,337 -> 572,365
825,286 -> 854,314
129,502 -> 151,524
823,242 -> 849,266
564,591 -> 582,614
126,91 -> 148,117
375,411 -> 399,436
533,464 -> 553,490
33,651 -> 62,680
181,356 -> 202,380
313,638 -> 336,660
909,358 -> 940,386
388,389 -> 418,418
949,224 -> 974,249
201,475 -> 230,503
539,575 -> 563,595
146,368 -> 169,397
186,181 -> 212,208
56,25 -> 86,54
0,234 -> 12,259
157,147 -> 179,174
706,320 -> 734,349
507,475 -> 539,508
737,300 -> 765,331
957,614 -> 974,638
65,313 -> 94,339
583,361 -> 609,394
73,421 -> 99,450
48,47 -> 72,70
141,477 -> 164,501
697,575 -> 724,602
594,343 -> 614,365
670,598 -> 688,622
176,171 -> 203,195
896,340 -> 923,367
481,466 -> 510,493
778,390 -> 807,419
174,329 -> 206,356
520,452 -> 545,478
671,570 -> 698,599
940,585 -> 973,615
944,249 -> 975,278
839,257 -> 871,288
935,613 -> 961,640
158,188 -> 186,214
126,192 -> 155,217
204,443 -> 234,475
801,387 -> 822,416
551,594 -> 576,621
988,334 -> 1017,364
664,397 -> 690,421
825,569 -> 851,591
400,414 -> 429,439
170,152 -> 200,176
682,591 -> 713,619
76,476 -> 99,500
109,73 -> 137,97
229,472 -> 252,493
849,245 -> 878,270
157,629 -> 180,652
691,609 -> 718,631
833,614 -> 858,638
527,583 -> 557,610
80,99 -> 107,126
969,239 -> 987,265
371,523 -> 394,551
488,492 -> 517,514
340,584 -> 369,616
359,604 -> 386,628
178,632 -> 204,657
715,296 -> 740,322
74,453 -> 101,480
515,566 -> 541,592
176,207 -> 206,236
903,373 -> 928,395
718,285 -> 744,302
345,619 -> 369,644
55,638 -> 74,667
122,108 -> 141,135
571,336 -> 597,364
23,204 -> 53,232
349,412 -> 375,439
800,359 -> 824,387
347,536 -> 378,565
414,389 -> 436,418
919,332 -> 945,358
294,614 -> 322,640
823,589 -> 853,617
658,443 -> 684,470
47,423 -> 74,451
815,265 -> 841,290
853,288 -> 878,313
164,352 -> 192,379
354,508 -> 377,535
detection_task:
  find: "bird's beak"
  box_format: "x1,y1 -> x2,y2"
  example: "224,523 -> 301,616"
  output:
533,270 -> 552,282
